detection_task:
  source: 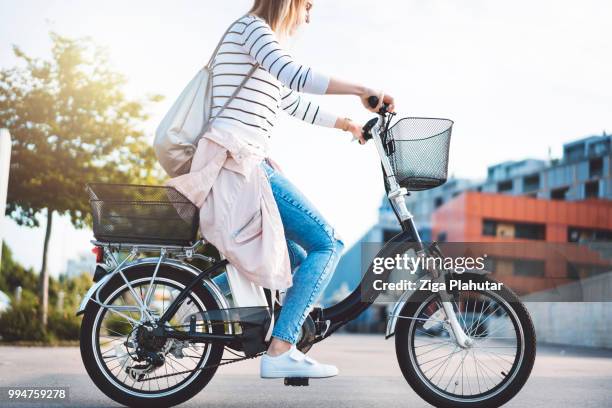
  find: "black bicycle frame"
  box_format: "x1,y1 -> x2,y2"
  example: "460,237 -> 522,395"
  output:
314,214 -> 424,339
151,208 -> 423,346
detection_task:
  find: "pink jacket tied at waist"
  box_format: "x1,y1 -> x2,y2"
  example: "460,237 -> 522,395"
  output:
165,126 -> 292,290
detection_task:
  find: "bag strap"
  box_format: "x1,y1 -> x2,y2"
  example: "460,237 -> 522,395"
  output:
206,14 -> 251,68
202,15 -> 260,136
209,63 -> 258,123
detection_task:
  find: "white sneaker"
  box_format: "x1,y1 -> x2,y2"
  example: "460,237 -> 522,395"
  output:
260,345 -> 339,379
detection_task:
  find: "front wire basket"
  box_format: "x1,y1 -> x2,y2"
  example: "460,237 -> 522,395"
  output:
86,183 -> 199,246
382,117 -> 453,192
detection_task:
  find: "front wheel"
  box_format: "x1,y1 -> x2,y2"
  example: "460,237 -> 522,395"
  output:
395,273 -> 536,408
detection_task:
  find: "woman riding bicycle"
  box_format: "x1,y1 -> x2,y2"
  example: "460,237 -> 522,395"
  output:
80,3 -> 537,404
170,0 -> 395,379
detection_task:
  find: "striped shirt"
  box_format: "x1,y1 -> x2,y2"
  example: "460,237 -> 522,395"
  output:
209,14 -> 337,154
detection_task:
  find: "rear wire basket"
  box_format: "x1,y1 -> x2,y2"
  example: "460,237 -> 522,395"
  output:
382,117 -> 453,192
86,183 -> 199,246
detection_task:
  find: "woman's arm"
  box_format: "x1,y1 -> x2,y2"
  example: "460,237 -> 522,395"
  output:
326,78 -> 396,113
281,88 -> 336,126
242,17 -> 329,94
281,87 -> 366,144
241,16 -> 395,113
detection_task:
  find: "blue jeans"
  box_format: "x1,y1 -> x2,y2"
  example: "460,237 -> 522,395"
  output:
213,159 -> 344,344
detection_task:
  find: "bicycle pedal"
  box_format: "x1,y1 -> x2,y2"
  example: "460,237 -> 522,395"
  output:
284,377 -> 309,386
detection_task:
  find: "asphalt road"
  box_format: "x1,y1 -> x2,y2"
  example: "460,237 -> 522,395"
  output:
0,334 -> 610,407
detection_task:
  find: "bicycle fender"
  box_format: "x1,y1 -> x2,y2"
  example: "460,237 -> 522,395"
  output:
76,257 -> 230,316
385,288 -> 414,339
77,272 -> 113,316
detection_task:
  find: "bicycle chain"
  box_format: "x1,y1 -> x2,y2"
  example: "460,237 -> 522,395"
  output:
136,350 -> 265,382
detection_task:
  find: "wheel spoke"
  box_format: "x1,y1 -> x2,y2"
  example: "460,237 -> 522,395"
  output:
416,341 -> 454,358
414,340 -> 454,348
444,350 -> 469,391
434,345 -> 462,387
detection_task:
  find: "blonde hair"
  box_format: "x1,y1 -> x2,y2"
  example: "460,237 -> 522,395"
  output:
249,0 -> 308,37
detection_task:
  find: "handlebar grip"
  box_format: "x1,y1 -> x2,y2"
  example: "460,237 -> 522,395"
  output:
361,118 -> 378,141
367,95 -> 389,114
367,96 -> 379,109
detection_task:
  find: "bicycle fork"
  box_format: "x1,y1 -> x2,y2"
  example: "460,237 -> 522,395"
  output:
440,300 -> 473,348
419,258 -> 473,348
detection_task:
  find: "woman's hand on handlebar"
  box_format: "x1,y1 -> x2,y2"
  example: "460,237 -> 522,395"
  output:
348,121 -> 367,145
335,117 -> 366,144
360,89 -> 395,113
324,79 -> 395,113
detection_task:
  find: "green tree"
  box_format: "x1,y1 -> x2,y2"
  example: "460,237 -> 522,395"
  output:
0,32 -> 163,329
0,244 -> 38,295
0,242 -> 94,343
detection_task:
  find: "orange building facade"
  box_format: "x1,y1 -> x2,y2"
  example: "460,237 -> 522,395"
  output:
432,192 -> 612,242
431,192 -> 612,296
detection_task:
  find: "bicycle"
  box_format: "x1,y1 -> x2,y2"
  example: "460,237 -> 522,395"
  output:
78,97 -> 536,407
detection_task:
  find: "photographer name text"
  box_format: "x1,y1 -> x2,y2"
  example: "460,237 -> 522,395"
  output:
373,279 -> 503,293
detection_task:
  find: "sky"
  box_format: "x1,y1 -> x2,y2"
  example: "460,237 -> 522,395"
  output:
0,0 -> 611,277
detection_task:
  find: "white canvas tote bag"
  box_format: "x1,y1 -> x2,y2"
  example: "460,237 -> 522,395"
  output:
154,18 -> 259,177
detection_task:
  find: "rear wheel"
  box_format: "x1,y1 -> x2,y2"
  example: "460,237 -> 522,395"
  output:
80,266 -> 224,408
395,273 -> 536,408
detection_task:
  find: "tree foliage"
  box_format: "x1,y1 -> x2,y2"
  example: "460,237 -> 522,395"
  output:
0,31 -> 164,329
0,243 -> 93,343
0,31 -> 163,228
0,244 -> 38,295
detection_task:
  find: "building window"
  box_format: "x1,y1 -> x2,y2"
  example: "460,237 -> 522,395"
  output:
588,139 -> 611,157
585,180 -> 599,198
564,143 -> 585,162
589,157 -> 603,178
496,223 -> 515,238
434,197 -> 444,208
497,180 -> 513,193
513,259 -> 545,277
482,220 -> 497,236
523,174 -> 540,193
568,227 -> 612,243
551,186 -> 569,200
514,223 -> 546,240
482,219 -> 545,240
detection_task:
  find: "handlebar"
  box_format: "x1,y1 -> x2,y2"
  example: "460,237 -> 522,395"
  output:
361,96 -> 391,141
361,118 -> 378,141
